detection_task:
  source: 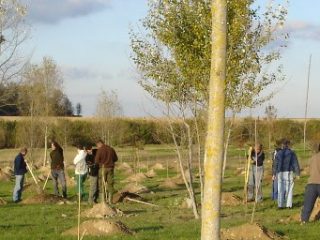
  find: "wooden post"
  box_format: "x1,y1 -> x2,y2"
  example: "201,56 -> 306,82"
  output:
303,55 -> 312,156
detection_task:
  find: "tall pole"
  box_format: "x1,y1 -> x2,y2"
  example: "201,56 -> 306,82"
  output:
201,0 -> 227,239
303,55 -> 312,155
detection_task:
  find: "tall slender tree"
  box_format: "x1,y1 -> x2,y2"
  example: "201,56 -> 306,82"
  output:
201,0 -> 227,239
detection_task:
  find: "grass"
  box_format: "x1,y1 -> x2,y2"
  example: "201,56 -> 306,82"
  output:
0,144 -> 319,239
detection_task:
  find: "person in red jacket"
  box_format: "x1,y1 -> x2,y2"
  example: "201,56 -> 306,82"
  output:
95,140 -> 118,204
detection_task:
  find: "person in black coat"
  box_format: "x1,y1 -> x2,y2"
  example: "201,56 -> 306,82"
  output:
85,146 -> 99,204
12,148 -> 28,203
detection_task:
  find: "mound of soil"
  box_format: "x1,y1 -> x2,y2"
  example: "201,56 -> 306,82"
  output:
137,163 -> 148,169
159,179 -> 179,189
65,174 -> 76,187
118,162 -> 132,171
113,191 -> 144,204
62,220 -> 133,237
301,166 -> 309,176
82,202 -> 123,218
2,166 -> 13,175
37,174 -> 49,182
121,183 -> 150,194
38,166 -> 50,175
145,169 -> 156,178
221,192 -> 242,206
122,173 -> 147,183
0,169 -> 11,181
22,193 -> 66,204
180,198 -> 193,209
221,223 -> 284,240
0,197 -> 7,205
123,168 -> 134,176
151,163 -> 165,170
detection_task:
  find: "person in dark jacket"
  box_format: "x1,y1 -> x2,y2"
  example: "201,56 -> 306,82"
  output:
13,148 -> 28,203
85,146 -> 99,204
50,141 -> 67,198
273,139 -> 300,209
301,144 -> 320,222
95,140 -> 118,204
247,144 -> 265,202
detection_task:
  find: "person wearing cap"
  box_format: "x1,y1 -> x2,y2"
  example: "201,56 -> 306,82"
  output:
12,148 -> 28,203
273,139 -> 300,209
301,144 -> 320,222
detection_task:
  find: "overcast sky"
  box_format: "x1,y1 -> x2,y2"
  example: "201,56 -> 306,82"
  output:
21,0 -> 320,118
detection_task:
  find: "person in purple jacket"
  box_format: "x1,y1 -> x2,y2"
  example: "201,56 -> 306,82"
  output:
12,148 -> 28,203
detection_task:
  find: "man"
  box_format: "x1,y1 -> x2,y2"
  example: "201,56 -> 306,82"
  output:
301,144 -> 320,222
273,139 -> 300,209
247,144 -> 265,202
50,141 -> 67,198
85,146 -> 99,204
13,148 -> 28,203
95,140 -> 118,204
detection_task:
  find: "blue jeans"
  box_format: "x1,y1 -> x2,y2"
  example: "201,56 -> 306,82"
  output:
278,171 -> 294,208
13,175 -> 25,202
272,178 -> 278,200
51,169 -> 67,198
248,166 -> 264,201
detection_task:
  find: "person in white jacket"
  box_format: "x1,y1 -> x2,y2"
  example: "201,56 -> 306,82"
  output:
73,145 -> 88,200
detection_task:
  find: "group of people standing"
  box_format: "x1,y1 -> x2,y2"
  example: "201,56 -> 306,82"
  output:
12,140 -> 118,205
247,139 -> 300,208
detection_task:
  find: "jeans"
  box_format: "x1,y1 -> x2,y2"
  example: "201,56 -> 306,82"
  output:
88,175 -> 99,204
277,171 -> 294,208
75,173 -> 87,199
99,168 -> 114,204
51,169 -> 67,198
13,175 -> 25,202
301,184 -> 320,222
272,178 -> 278,200
248,165 -> 264,201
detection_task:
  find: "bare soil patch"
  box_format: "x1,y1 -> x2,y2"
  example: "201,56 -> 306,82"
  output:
159,178 -> 179,189
22,193 -> 67,204
82,202 -> 123,218
121,183 -> 150,194
221,192 -> 242,206
122,173 -> 147,183
0,197 -> 7,205
221,223 -> 285,240
0,168 -> 11,181
145,169 -> 156,178
62,220 -> 133,237
151,163 -> 165,170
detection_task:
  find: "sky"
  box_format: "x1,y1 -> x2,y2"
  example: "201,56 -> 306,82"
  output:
20,0 -> 320,118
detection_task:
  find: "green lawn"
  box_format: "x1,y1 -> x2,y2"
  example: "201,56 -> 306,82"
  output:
0,145 -> 319,239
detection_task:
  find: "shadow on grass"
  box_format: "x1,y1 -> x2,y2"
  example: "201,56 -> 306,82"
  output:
133,225 -> 164,232
0,224 -> 36,229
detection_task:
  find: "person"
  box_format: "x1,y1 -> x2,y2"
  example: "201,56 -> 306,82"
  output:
271,140 -> 282,201
247,144 -> 265,202
50,141 -> 67,198
301,144 -> 320,222
95,140 -> 118,204
73,145 -> 88,200
12,148 -> 28,203
273,139 -> 300,209
85,146 -> 99,204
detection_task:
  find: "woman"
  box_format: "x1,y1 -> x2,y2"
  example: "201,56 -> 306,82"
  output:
50,141 -> 67,198
248,144 -> 265,202
73,145 -> 88,200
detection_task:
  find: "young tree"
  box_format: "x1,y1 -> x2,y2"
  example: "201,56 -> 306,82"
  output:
265,105 -> 277,150
96,90 -> 122,144
0,0 -> 29,109
201,0 -> 227,239
19,57 -> 64,166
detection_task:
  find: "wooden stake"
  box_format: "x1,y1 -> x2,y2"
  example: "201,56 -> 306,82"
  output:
303,54 -> 312,156
77,174 -> 81,240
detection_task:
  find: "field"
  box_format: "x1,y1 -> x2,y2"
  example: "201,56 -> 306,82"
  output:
0,145 -> 319,240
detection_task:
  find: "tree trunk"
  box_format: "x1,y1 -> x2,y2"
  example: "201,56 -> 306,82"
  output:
201,0 -> 227,239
